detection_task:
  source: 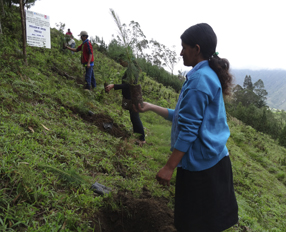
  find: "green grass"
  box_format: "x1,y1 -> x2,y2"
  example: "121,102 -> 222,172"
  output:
224,117 -> 286,231
1,11 -> 286,231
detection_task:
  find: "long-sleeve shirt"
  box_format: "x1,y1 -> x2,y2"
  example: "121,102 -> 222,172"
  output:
166,60 -> 230,171
113,72 -> 131,99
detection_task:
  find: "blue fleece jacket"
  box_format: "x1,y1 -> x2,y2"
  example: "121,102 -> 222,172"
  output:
166,61 -> 230,171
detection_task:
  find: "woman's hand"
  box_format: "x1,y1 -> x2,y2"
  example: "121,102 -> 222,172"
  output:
105,84 -> 114,93
156,165 -> 174,186
156,149 -> 185,186
133,102 -> 151,113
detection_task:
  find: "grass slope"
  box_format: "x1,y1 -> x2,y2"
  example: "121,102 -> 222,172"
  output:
227,117 -> 286,231
0,29 -> 286,231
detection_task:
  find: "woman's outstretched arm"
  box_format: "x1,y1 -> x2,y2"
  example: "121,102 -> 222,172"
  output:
134,102 -> 169,119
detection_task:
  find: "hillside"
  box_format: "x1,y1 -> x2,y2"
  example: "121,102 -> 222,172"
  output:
1,8 -> 286,232
230,69 -> 286,110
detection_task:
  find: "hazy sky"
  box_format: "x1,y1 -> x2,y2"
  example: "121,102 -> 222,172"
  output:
30,0 -> 286,74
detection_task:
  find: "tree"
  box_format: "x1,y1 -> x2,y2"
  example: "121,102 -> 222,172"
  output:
230,76 -> 280,140
90,36 -> 108,54
108,11 -> 179,76
278,125 -> 286,147
107,39 -> 127,61
19,0 -> 27,64
232,75 -> 268,108
243,75 -> 254,90
129,20 -> 148,58
160,45 -> 180,76
232,84 -> 255,107
22,0 -> 37,9
110,10 -> 148,61
148,39 -> 163,66
232,84 -> 245,105
0,0 -> 4,34
3,0 -> 37,39
110,8 -> 142,84
148,39 -> 180,75
0,14 -> 2,35
3,0 -> 12,7
4,0 -> 37,9
253,79 -> 268,108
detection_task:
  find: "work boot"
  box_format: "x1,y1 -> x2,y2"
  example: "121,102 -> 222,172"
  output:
84,84 -> 91,90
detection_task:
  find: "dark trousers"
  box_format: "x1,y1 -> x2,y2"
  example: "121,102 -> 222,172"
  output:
85,66 -> 96,88
129,110 -> 145,141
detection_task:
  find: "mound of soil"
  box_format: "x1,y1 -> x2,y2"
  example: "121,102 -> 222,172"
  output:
95,188 -> 177,232
81,113 -> 131,139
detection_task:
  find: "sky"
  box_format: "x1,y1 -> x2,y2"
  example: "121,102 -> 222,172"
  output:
30,0 -> 286,74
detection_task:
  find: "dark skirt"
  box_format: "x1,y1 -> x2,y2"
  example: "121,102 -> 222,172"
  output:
174,156 -> 238,232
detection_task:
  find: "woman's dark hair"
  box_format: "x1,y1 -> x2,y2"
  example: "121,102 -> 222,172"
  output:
180,23 -> 233,96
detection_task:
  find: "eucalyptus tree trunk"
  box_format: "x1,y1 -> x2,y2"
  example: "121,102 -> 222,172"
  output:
19,0 -> 27,64
0,0 -> 3,34
0,0 -> 4,16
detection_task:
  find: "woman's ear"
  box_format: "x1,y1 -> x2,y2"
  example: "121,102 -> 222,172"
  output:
195,44 -> 201,54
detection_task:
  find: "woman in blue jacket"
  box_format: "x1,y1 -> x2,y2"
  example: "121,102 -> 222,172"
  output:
135,23 -> 238,231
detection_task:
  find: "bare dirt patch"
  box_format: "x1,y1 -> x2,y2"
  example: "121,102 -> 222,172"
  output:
64,101 -> 130,139
81,113 -> 131,139
94,188 -> 177,232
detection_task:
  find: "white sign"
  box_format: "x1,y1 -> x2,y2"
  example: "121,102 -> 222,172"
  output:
26,10 -> 50,49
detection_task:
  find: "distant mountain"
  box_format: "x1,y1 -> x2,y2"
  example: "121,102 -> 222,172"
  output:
230,69 -> 286,110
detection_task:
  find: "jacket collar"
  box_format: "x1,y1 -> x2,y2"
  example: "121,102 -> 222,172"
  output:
186,60 -> 208,80
82,39 -> 89,44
